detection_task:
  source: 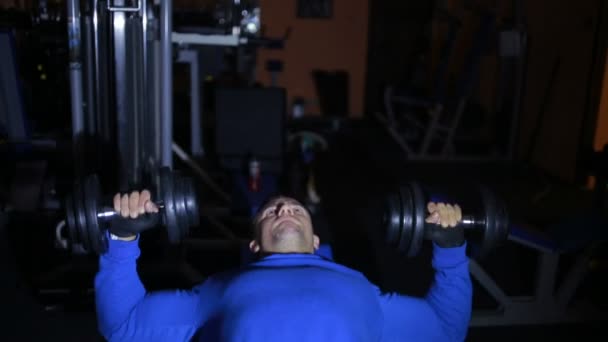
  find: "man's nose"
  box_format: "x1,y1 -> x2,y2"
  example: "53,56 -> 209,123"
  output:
277,203 -> 294,216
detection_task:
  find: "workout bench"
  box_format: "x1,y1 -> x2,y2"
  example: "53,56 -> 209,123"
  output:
469,222 -> 608,326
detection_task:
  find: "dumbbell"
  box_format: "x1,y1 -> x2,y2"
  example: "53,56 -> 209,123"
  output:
64,167 -> 200,254
383,181 -> 509,258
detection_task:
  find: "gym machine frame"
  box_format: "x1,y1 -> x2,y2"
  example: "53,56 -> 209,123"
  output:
68,0 -> 173,185
468,229 -> 608,326
61,0 -> 248,287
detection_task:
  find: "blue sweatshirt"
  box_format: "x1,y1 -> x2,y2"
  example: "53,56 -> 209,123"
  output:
95,237 -> 472,342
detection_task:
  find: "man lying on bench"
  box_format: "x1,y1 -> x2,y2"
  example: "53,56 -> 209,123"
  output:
95,191 -> 472,341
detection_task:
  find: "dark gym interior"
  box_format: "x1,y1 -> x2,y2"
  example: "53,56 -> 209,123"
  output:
1,0 -> 608,341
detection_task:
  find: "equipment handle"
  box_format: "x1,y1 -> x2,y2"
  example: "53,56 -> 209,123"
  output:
107,0 -> 140,12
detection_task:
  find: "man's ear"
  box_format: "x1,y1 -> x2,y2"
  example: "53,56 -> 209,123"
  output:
313,234 -> 320,251
249,240 -> 260,253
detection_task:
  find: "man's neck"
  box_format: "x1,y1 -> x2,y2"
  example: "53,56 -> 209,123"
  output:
257,251 -> 314,259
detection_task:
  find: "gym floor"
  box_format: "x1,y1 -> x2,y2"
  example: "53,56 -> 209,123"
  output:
2,118 -> 607,341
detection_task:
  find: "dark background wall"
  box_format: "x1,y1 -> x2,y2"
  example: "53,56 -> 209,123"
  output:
516,0 -> 606,183
4,0 -> 606,184
255,0 -> 370,117
364,0 -> 608,183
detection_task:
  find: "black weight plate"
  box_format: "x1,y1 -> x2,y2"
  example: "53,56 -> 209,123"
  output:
84,175 -> 106,254
397,186 -> 414,254
480,186 -> 509,257
160,167 -> 180,243
74,181 -> 92,253
184,177 -> 199,228
83,176 -> 99,253
496,196 -> 510,243
65,193 -> 78,250
384,192 -> 401,247
173,175 -> 189,240
407,181 -> 427,257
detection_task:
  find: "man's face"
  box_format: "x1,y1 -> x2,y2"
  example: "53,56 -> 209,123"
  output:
250,196 -> 319,254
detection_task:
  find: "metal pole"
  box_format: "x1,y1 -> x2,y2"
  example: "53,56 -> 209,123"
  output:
130,15 -> 144,185
82,13 -> 96,137
93,0 -> 111,144
172,141 -> 230,202
112,1 -> 133,189
153,39 -> 162,168
141,0 -> 155,175
177,49 -> 203,157
160,0 -> 173,168
67,0 -> 84,176
190,51 -> 202,157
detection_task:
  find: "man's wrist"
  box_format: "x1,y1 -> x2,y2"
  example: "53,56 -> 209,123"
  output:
432,241 -> 468,268
435,239 -> 465,248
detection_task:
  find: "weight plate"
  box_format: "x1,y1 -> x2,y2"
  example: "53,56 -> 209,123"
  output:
496,196 -> 510,243
160,167 -> 179,243
84,175 -> 106,254
397,186 -> 414,254
65,193 -> 78,250
480,186 -> 509,257
173,175 -> 189,240
184,177 -> 200,228
407,181 -> 427,257
384,192 -> 401,247
74,181 -> 92,253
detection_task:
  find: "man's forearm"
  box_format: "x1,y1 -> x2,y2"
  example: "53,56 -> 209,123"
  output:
425,242 -> 472,341
94,235 -> 146,340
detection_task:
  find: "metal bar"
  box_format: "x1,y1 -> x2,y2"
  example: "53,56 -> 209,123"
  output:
153,39 -> 162,167
82,14 -> 96,136
189,51 -> 202,157
141,0 -> 154,174
160,0 -> 173,168
508,234 -> 556,255
112,1 -> 134,188
128,13 -> 144,184
534,251 -> 559,304
107,0 -> 140,12
469,259 -> 509,307
556,245 -> 597,308
93,0 -> 111,146
177,49 -> 203,157
171,32 -> 245,46
67,0 -> 84,176
172,142 -> 230,202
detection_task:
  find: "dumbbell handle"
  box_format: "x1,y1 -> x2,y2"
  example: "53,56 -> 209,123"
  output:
96,202 -> 166,218
97,205 -> 164,237
460,215 -> 485,229
426,215 -> 484,229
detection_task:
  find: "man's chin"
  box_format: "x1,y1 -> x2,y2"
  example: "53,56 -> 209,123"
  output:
273,227 -> 302,240
275,222 -> 301,233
